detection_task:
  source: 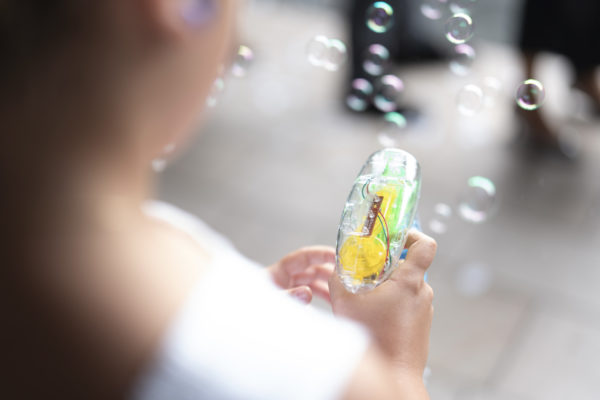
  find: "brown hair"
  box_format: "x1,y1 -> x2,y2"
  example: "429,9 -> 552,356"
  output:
0,1 -> 102,83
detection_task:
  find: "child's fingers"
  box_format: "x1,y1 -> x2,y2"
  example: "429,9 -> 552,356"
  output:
280,246 -> 335,275
328,271 -> 348,299
291,263 -> 334,286
286,286 -> 312,304
389,231 -> 436,286
308,280 -> 331,303
402,230 -> 437,272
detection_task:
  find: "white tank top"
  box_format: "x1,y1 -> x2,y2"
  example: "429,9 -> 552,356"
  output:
130,201 -> 370,400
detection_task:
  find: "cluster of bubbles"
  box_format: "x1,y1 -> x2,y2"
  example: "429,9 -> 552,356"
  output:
347,74 -> 405,114
204,45 -> 254,110
206,76 -> 225,108
515,79 -> 545,110
366,2 -> 395,33
427,176 -> 496,234
306,35 -> 348,71
419,1 -> 484,111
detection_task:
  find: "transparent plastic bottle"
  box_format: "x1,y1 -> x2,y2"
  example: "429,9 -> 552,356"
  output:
336,149 -> 421,293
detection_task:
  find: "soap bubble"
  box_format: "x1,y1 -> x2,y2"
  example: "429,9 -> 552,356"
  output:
377,112 -> 407,147
374,74 -> 404,112
347,78 -> 373,112
420,0 -> 447,20
206,76 -> 225,108
450,0 -> 477,13
367,2 -> 394,33
152,158 -> 167,173
455,262 -> 492,297
307,36 -> 347,71
456,84 -> 483,116
516,79 -> 545,110
481,76 -> 502,107
458,176 -> 496,223
435,203 -> 453,218
363,44 -> 390,76
445,13 -> 474,44
306,35 -> 330,67
163,143 -> 176,154
423,366 -> 432,386
231,45 -> 254,77
428,203 -> 452,234
449,44 -> 475,76
323,39 -> 348,71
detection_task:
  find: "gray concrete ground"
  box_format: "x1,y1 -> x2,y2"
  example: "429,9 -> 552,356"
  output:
157,2 -> 600,399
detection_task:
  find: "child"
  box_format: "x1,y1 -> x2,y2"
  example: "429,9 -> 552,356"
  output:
1,1 -> 436,399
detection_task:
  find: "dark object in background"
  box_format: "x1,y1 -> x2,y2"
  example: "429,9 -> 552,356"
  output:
346,0 -> 444,113
517,0 -> 600,149
519,0 -> 600,79
349,0 -> 444,79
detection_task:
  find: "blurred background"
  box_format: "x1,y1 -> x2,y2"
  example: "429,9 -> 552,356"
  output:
156,0 -> 600,398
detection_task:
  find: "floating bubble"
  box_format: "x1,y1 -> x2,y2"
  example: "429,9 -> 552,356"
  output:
323,39 -> 348,71
420,0 -> 447,20
423,366 -> 432,386
206,76 -> 225,108
435,203 -> 452,218
481,76 -> 502,107
449,0 -> 477,13
306,35 -> 330,67
366,2 -> 394,33
377,112 -> 407,147
231,45 -> 254,77
456,84 -> 483,116
455,262 -> 492,297
152,158 -> 167,173
428,203 -> 452,234
445,13 -> 474,44
363,44 -> 390,76
346,78 -> 373,112
374,74 -> 404,112
163,143 -> 176,154
307,36 -> 347,71
516,79 -> 545,110
449,44 -> 475,76
458,176 -> 496,223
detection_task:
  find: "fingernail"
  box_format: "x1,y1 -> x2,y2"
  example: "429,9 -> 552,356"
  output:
292,291 -> 310,303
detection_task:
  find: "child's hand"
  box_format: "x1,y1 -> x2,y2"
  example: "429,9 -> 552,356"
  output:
329,230 -> 436,377
267,246 -> 336,304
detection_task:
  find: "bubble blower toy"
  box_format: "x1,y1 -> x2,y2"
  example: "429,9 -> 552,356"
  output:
336,149 -> 421,293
